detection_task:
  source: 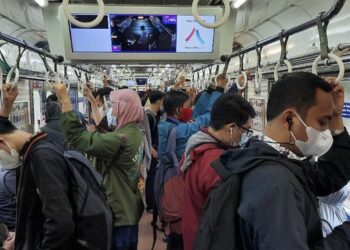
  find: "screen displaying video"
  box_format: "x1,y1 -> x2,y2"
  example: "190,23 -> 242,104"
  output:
110,15 -> 177,52
69,14 -> 215,53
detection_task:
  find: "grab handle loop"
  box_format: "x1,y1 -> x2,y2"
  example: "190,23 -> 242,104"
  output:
214,58 -> 230,87
6,46 -> 25,86
312,53 -> 344,83
5,67 -> 19,86
45,70 -> 61,91
192,0 -> 230,29
122,67 -> 132,77
274,59 -> 292,82
62,0 -> 105,28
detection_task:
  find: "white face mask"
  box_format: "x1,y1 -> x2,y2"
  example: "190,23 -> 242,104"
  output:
0,146 -> 20,170
106,108 -> 117,127
290,113 -> 333,157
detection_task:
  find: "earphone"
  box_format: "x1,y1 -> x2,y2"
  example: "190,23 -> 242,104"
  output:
287,117 -> 293,130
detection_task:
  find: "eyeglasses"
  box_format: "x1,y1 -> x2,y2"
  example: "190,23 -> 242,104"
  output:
236,124 -> 254,137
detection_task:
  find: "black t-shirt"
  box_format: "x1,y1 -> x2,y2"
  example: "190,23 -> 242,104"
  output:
147,111 -> 160,150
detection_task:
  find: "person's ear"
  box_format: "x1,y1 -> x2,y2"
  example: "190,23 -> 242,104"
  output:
176,108 -> 182,116
281,110 -> 296,130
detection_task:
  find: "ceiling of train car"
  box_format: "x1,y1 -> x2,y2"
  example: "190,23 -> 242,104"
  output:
53,0 -> 216,5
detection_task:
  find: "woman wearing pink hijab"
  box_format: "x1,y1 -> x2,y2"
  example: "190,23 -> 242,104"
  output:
58,85 -> 145,250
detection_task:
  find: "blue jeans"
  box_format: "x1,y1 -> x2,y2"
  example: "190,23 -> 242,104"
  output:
113,225 -> 138,250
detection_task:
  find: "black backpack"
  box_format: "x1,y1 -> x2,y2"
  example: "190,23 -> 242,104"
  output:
25,138 -> 114,250
194,155 -> 307,250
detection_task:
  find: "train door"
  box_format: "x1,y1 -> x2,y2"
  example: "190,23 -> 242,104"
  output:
32,81 -> 43,132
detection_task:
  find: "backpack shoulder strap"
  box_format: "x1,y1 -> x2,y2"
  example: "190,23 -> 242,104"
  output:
165,126 -> 177,153
211,157 -> 235,181
22,133 -> 52,163
146,110 -> 157,132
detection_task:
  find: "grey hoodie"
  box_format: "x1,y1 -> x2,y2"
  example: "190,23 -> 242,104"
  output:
181,130 -> 230,173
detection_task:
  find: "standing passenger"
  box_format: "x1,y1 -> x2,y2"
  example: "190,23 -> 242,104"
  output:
56,84 -> 145,250
0,85 -> 76,250
180,93 -> 255,250
145,90 -> 164,212
157,74 -> 228,249
213,72 -> 350,249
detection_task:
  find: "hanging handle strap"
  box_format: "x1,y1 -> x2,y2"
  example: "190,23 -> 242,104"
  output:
316,15 -> 330,60
236,52 -> 247,90
274,33 -> 293,81
312,15 -> 344,83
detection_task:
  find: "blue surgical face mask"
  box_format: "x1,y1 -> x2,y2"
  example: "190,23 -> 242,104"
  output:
239,132 -> 250,147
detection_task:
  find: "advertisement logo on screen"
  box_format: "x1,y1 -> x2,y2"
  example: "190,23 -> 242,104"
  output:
185,28 -> 205,45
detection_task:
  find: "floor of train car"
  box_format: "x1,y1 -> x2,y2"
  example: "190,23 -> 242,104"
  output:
138,212 -> 167,250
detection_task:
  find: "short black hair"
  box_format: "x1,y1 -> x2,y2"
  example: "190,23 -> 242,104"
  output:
149,90 -> 164,104
164,90 -> 189,116
210,93 -> 256,130
266,72 -> 333,122
93,87 -> 113,103
46,94 -> 58,102
0,117 -> 17,135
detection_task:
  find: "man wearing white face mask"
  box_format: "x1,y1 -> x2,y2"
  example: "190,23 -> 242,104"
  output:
214,72 -> 350,249
179,93 -> 256,250
0,84 -> 76,250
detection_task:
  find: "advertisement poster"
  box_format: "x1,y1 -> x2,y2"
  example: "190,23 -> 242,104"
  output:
9,102 -> 31,132
249,98 -> 266,131
343,101 -> 350,131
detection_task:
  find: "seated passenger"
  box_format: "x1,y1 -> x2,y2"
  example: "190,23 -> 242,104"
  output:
56,84 -> 145,250
0,85 -> 76,249
213,72 -> 350,249
180,93 -> 255,250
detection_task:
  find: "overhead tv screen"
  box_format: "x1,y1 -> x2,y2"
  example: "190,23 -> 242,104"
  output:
69,14 -> 215,53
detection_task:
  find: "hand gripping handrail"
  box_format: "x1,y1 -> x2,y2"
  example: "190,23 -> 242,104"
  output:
236,71 -> 248,90
45,70 -> 61,91
62,0 -> 105,28
5,67 -> 19,86
192,0 -> 231,29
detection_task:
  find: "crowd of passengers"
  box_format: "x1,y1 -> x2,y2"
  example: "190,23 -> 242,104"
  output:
0,71 -> 349,250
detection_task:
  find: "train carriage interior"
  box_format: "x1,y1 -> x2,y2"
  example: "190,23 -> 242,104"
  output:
1,0 -> 350,249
